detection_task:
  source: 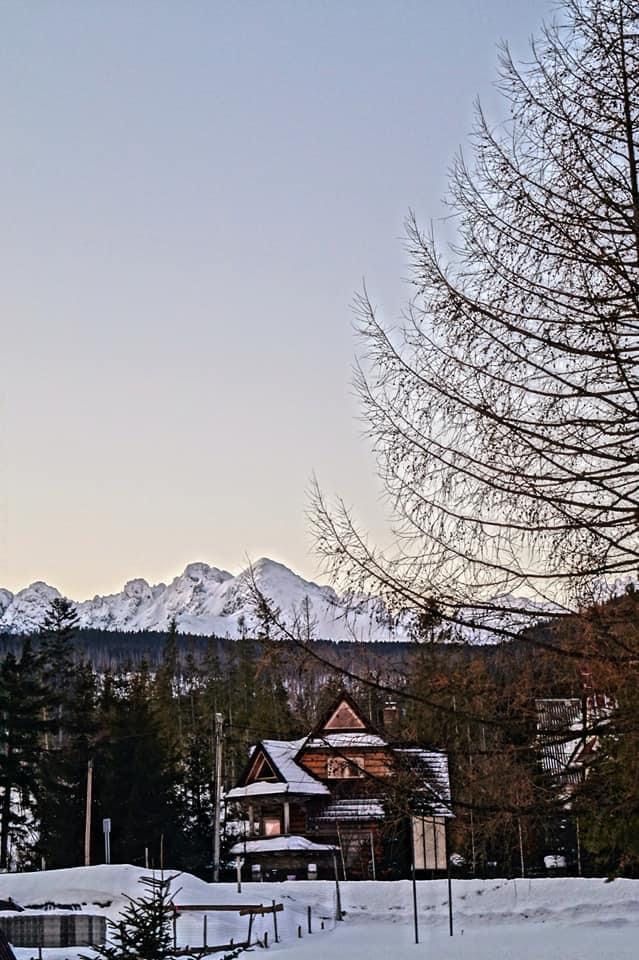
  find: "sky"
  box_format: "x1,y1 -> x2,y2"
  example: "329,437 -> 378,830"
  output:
1,0 -> 552,600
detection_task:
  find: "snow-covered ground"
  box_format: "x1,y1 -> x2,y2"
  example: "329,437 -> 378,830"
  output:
0,866 -> 635,959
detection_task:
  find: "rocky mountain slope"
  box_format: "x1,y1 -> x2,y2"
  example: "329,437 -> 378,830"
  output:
0,558 -> 402,641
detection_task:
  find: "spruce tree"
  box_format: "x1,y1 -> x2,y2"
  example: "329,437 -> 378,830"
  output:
39,597 -> 78,684
94,669 -> 183,867
153,619 -> 182,761
0,641 -> 50,868
38,597 -> 79,749
37,661 -> 99,868
83,874 -> 176,960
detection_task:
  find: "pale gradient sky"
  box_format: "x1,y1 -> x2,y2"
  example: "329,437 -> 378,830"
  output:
1,0 -> 551,599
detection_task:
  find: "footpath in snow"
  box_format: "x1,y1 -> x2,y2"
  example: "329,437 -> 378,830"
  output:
0,866 -> 635,959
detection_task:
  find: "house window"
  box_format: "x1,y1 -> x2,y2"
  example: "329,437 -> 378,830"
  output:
263,816 -> 281,836
327,756 -> 365,778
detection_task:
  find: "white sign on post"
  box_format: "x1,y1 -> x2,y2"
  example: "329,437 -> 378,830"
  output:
103,818 -> 112,865
412,815 -> 447,870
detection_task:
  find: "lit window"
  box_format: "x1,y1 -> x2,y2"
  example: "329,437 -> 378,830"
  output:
326,756 -> 365,778
263,816 -> 281,836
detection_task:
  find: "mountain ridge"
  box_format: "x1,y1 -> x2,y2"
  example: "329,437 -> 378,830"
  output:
0,558 -> 403,642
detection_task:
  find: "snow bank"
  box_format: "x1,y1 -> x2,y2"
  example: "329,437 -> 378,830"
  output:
0,867 -> 635,960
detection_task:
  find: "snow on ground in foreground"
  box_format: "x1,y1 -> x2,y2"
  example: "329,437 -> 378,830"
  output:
0,867 -> 635,959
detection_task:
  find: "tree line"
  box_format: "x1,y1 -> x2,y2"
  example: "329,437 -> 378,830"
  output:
2,585 -> 639,878
0,598 -> 302,875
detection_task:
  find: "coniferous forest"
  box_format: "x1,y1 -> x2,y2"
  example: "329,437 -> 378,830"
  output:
2,589 -> 639,880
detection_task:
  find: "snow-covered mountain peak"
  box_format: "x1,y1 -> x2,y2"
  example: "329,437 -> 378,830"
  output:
26,580 -> 58,595
180,561 -> 232,585
1,581 -> 62,635
0,559 -> 405,641
250,557 -> 292,577
248,557 -> 337,600
0,589 -> 14,616
123,578 -> 153,601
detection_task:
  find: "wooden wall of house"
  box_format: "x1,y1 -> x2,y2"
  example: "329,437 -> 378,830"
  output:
299,748 -> 394,779
290,803 -> 307,834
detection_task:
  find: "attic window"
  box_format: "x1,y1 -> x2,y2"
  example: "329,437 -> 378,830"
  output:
327,756 -> 365,779
249,753 -> 278,783
325,701 -> 367,731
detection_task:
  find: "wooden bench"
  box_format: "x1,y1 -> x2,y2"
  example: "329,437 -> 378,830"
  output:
173,901 -> 283,949
174,904 -> 282,913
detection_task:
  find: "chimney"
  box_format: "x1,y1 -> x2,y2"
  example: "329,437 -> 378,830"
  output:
382,700 -> 400,737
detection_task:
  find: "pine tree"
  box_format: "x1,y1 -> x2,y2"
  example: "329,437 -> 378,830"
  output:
38,597 -> 79,749
0,641 -> 51,868
83,874 -> 176,960
94,670 -> 183,867
34,598 -> 98,868
175,653 -> 215,875
39,597 -> 78,684
37,661 -> 99,868
153,618 -> 182,759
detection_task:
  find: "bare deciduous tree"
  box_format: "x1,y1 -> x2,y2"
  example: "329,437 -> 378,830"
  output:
248,0 -> 639,873
312,0 -> 639,649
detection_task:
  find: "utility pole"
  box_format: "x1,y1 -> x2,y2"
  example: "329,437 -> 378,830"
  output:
84,759 -> 94,867
212,713 -> 224,882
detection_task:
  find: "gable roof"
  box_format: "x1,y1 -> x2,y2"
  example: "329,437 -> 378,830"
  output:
324,698 -> 367,731
303,691 -> 388,750
226,693 -> 452,812
226,737 -> 330,800
314,691 -> 377,733
245,748 -> 279,784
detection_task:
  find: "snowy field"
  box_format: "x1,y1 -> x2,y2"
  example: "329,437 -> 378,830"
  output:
0,865 -> 635,959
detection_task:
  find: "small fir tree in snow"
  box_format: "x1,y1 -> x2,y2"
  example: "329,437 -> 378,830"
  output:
84,874 -> 177,960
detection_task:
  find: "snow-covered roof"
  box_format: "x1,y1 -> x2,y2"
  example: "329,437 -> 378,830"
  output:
393,748 -> 452,817
226,738 -> 329,800
264,738 -> 317,782
226,782 -> 303,799
314,798 -> 385,821
229,835 -> 337,855
535,699 -> 584,780
305,732 -> 387,749
228,695 -> 452,815
534,696 -> 614,800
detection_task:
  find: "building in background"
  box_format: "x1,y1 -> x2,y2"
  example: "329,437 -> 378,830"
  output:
226,691 -> 451,879
535,693 -> 614,871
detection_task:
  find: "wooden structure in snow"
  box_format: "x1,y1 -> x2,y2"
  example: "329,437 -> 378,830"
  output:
535,694 -> 613,799
0,913 -> 105,948
227,692 -> 451,879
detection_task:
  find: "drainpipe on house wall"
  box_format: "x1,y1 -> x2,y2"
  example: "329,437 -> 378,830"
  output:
382,701 -> 399,737
212,712 -> 224,882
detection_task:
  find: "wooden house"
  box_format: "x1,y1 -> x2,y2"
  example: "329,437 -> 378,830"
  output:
535,694 -> 613,799
226,692 -> 452,879
535,694 -> 614,870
